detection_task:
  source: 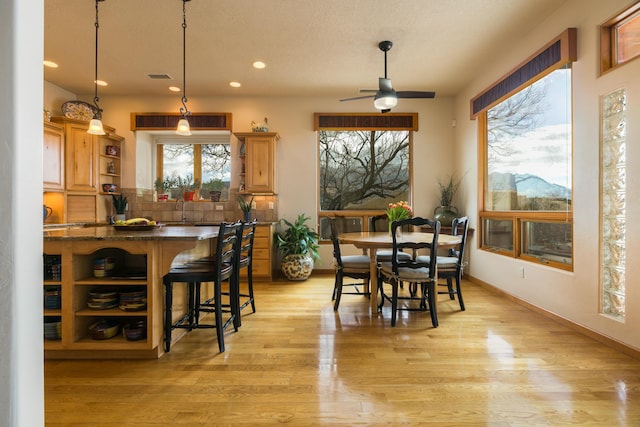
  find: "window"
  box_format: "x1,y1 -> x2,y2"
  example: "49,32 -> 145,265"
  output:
601,1 -> 640,73
314,113 -> 417,239
600,88 -> 627,320
473,29 -> 575,270
157,137 -> 231,200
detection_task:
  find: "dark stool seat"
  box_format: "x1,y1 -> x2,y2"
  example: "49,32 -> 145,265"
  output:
163,221 -> 242,353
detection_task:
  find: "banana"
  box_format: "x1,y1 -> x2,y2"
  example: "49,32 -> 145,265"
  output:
124,217 -> 150,225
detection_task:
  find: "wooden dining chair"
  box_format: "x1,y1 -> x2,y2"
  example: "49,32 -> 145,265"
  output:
416,216 -> 469,311
163,221 -> 242,353
328,218 -> 371,310
369,214 -> 412,262
377,217 -> 440,327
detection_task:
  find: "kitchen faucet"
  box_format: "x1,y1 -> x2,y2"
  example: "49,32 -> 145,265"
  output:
175,199 -> 187,222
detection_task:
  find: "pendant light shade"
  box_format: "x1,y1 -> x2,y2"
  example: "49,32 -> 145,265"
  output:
177,0 -> 192,136
87,0 -> 106,135
176,118 -> 191,136
88,118 -> 106,135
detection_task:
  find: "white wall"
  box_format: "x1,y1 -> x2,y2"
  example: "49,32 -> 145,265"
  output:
1,0 -> 45,425
455,0 -> 640,351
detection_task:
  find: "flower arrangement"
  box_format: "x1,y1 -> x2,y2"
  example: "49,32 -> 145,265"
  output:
386,200 -> 412,232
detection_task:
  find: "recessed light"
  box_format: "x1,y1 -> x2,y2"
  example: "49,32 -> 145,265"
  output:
43,60 -> 58,68
229,81 -> 242,88
253,61 -> 266,69
169,86 -> 180,92
95,80 -> 107,87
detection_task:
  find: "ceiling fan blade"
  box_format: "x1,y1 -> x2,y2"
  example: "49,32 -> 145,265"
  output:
340,94 -> 375,102
358,89 -> 378,93
379,77 -> 393,92
396,91 -> 436,99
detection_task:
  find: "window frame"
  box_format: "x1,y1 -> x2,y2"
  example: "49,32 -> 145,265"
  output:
600,1 -> 640,74
314,113 -> 418,240
155,134 -> 232,200
474,30 -> 576,271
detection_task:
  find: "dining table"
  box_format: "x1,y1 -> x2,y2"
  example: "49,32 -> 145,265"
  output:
339,231 -> 462,314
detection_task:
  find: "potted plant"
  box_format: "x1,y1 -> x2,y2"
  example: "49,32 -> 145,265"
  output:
111,194 -> 128,221
274,213 -> 320,281
203,178 -> 225,202
154,177 -> 173,201
238,195 -> 254,222
176,175 -> 199,201
435,173 -> 463,226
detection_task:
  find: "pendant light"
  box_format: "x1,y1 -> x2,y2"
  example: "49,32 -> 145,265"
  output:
176,0 -> 192,136
87,0 -> 106,135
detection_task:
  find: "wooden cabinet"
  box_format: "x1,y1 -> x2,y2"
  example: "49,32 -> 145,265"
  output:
43,241 -> 155,358
234,132 -> 279,194
49,117 -> 124,223
63,121 -> 99,192
245,223 -> 275,280
43,122 -> 65,190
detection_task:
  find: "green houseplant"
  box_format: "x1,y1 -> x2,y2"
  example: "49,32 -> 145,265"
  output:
274,213 -> 320,281
237,195 -> 254,221
111,194 -> 128,220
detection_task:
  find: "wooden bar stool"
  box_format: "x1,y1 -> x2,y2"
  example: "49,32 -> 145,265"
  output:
163,221 -> 242,353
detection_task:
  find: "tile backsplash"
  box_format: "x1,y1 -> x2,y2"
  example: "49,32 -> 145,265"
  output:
124,188 -> 278,223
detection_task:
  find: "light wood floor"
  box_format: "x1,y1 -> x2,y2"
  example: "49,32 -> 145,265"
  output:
45,275 -> 640,426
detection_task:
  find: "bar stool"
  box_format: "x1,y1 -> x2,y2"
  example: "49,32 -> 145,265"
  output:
163,221 -> 242,353
236,220 -> 257,324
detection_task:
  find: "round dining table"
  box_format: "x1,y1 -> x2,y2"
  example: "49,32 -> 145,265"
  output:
339,231 -> 462,314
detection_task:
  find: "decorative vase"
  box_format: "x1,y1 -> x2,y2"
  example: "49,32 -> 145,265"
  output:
434,206 -> 459,227
114,214 -> 126,222
183,191 -> 195,201
281,254 -> 314,281
243,211 -> 252,222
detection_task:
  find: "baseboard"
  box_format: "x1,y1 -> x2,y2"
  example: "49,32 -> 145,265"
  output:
468,275 -> 640,361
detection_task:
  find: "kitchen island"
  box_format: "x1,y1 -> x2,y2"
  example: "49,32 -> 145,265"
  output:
43,225 -> 219,359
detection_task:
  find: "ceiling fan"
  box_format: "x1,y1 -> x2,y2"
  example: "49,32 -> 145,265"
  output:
340,40 -> 436,113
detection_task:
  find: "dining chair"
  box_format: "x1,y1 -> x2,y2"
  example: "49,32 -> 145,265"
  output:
163,221 -> 242,353
377,217 -> 440,327
369,214 -> 412,262
329,217 -> 371,310
416,216 -> 469,311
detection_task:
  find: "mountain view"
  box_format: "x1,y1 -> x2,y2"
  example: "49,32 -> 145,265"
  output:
489,172 -> 571,199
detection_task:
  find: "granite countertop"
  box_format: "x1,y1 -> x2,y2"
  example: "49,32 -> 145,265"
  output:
43,225 -> 219,241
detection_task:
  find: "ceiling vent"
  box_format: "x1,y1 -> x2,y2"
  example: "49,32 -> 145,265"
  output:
147,74 -> 172,80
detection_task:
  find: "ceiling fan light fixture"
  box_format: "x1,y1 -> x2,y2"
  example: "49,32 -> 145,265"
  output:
373,91 -> 398,110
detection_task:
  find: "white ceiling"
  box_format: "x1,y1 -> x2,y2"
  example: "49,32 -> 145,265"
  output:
44,0 -> 566,100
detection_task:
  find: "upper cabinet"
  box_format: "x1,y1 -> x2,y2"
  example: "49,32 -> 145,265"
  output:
48,117 -> 124,223
52,118 -> 99,192
234,132 -> 279,194
43,122 -> 65,190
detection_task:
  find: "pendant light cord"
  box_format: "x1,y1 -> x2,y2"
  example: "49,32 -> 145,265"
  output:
93,0 -> 103,119
179,0 -> 190,118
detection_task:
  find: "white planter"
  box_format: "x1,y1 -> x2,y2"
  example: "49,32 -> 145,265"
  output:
281,254 -> 314,281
